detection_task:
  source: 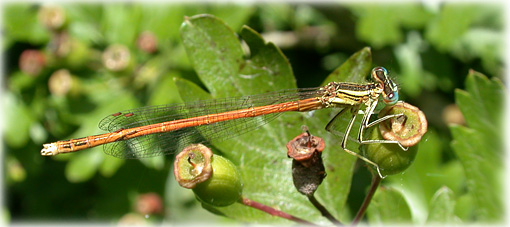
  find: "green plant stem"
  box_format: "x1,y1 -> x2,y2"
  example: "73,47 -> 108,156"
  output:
308,194 -> 342,225
351,174 -> 382,226
240,197 -> 316,225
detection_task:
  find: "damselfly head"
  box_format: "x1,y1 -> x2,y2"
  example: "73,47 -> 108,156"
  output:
371,67 -> 399,105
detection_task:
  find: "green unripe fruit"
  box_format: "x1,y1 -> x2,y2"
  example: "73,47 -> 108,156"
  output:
174,144 -> 242,207
361,101 -> 427,176
361,128 -> 418,176
192,155 -> 243,207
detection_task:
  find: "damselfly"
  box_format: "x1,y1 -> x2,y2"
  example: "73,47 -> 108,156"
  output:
41,67 -> 406,177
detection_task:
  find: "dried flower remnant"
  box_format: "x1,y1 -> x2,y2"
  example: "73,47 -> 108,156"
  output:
19,50 -> 46,76
173,144 -> 214,189
442,104 -> 465,126
135,193 -> 163,215
48,69 -> 73,96
102,44 -> 131,72
287,126 -> 326,196
378,101 -> 428,147
137,31 -> 158,53
38,5 -> 66,30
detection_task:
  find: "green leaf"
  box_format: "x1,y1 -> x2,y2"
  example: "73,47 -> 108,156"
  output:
458,72 -> 504,136
101,4 -> 141,45
424,4 -> 503,76
350,3 -> 432,48
174,77 -> 214,102
209,5 -> 255,32
322,46 -> 372,85
257,4 -> 293,31
138,5 -> 187,42
366,187 -> 413,224
450,28 -> 503,76
180,14 -> 246,97
454,193 -> 475,221
65,149 -> 103,183
64,5 -> 104,44
3,91 -> 34,148
178,14 -> 374,223
425,4 -> 478,51
99,155 -> 124,178
3,4 -> 50,46
8,71 -> 37,92
137,154 -> 165,170
450,70 -> 504,222
148,72 -> 182,106
426,186 -> 459,224
165,171 -> 224,223
385,130 -> 455,223
355,8 -> 402,48
238,26 -> 295,92
394,32 -> 426,97
180,14 -> 295,98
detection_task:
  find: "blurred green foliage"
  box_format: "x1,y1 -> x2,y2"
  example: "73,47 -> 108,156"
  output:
2,2 -> 504,225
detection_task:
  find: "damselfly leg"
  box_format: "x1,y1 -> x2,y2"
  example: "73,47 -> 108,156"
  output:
326,98 -> 407,178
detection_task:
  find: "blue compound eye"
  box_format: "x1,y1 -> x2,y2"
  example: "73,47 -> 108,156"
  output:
384,91 -> 398,105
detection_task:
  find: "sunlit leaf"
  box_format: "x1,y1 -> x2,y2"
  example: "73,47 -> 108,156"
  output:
178,14 -> 375,223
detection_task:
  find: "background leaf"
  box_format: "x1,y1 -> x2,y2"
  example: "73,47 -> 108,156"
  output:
449,70 -> 504,222
3,91 -> 35,148
3,4 -> 50,46
101,4 -> 141,45
350,3 -> 432,48
366,187 -> 413,224
65,149 -> 103,183
426,186 -> 459,224
425,4 -> 478,51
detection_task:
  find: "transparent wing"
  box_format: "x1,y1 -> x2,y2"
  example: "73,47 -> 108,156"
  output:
98,88 -> 325,159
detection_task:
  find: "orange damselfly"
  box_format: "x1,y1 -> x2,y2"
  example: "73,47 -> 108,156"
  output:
41,67 -> 406,177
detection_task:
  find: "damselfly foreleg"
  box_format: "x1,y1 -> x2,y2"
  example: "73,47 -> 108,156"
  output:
357,100 -> 408,151
326,106 -> 385,178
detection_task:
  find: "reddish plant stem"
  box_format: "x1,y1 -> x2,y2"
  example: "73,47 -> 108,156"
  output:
308,195 -> 342,225
351,174 -> 382,226
241,197 -> 316,225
